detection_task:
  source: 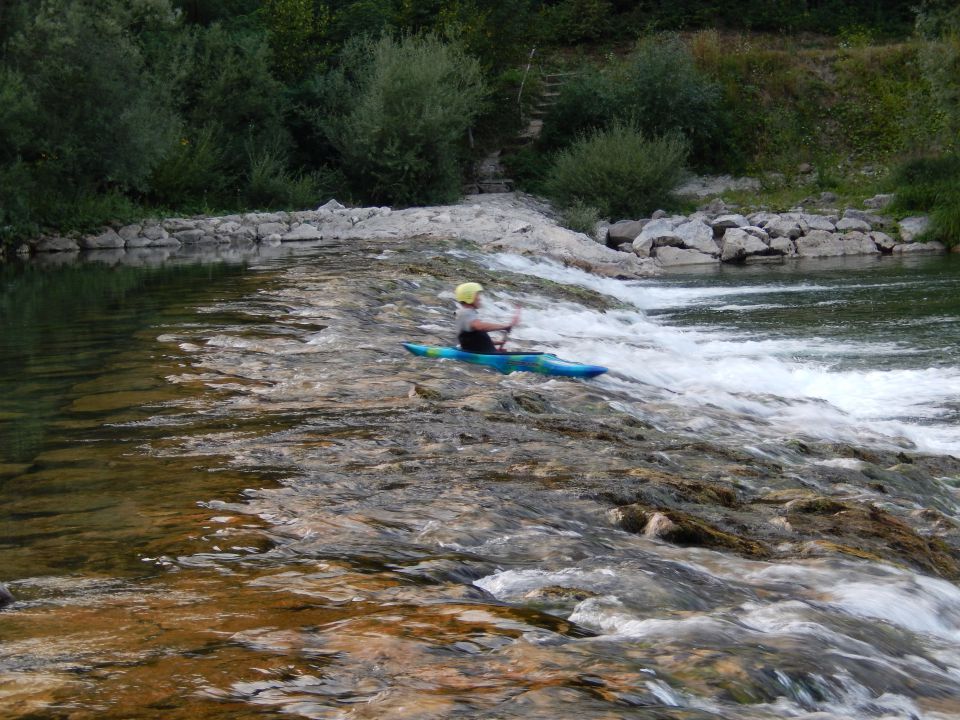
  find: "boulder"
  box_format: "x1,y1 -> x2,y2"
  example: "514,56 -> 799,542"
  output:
864,193 -> 895,209
893,241 -> 947,254
162,218 -> 197,233
244,212 -> 283,225
607,219 -> 647,246
632,235 -> 653,258
870,231 -> 896,252
635,218 -> 677,243
711,214 -> 749,232
117,224 -> 142,242
768,236 -> 796,255
765,218 -> 803,240
282,224 -> 324,242
674,220 -> 720,256
743,226 -> 770,243
800,214 -> 837,232
174,229 -> 208,244
898,216 -> 930,243
795,229 -> 845,257
720,227 -> 770,262
256,222 -> 288,239
840,231 -> 880,255
836,217 -> 872,233
79,228 -> 125,250
34,236 -> 80,253
141,225 -> 171,244
748,211 -> 781,227
318,199 -> 346,211
654,246 -> 720,267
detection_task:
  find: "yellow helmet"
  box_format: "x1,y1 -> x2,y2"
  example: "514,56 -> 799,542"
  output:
455,282 -> 484,304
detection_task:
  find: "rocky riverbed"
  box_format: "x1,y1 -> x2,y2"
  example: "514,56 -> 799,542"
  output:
4,191 -> 960,718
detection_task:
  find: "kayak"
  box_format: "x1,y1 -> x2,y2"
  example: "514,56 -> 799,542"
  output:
403,343 -> 608,378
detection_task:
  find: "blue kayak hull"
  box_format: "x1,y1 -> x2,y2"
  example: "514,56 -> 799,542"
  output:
403,343 -> 607,378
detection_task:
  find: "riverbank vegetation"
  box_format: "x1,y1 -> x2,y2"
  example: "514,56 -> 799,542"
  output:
0,0 -> 958,248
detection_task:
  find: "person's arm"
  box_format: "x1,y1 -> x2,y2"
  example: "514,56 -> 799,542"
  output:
470,307 -> 520,333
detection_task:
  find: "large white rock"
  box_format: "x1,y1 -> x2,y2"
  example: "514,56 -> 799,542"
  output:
721,228 -> 769,262
674,220 -> 720,256
282,224 -> 324,242
256,222 -> 288,239
608,219 -> 647,244
795,230 -> 845,257
654,246 -> 720,266
768,236 -> 796,255
893,241 -> 946,254
836,217 -> 872,233
765,218 -> 803,239
635,218 -> 679,244
840,231 -> 880,255
898,216 -> 930,243
712,214 -> 749,231
79,228 -> 124,249
801,214 -> 837,232
870,231 -> 896,251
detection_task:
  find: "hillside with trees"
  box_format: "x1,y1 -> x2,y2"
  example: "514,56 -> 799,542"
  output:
0,0 -> 958,248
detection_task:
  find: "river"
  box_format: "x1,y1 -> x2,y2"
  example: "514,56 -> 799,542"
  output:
2,239 -> 959,719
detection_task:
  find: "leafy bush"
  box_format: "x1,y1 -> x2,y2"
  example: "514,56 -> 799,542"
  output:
560,200 -> 601,236
538,67 -> 619,150
539,36 -> 725,171
327,33 -> 486,206
889,153 -> 960,247
544,122 -> 689,220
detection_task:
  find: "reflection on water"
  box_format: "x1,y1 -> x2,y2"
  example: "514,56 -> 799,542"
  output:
3,242 -> 960,719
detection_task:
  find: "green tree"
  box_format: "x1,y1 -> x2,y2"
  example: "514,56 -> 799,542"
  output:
326,33 -> 486,206
6,0 -> 180,192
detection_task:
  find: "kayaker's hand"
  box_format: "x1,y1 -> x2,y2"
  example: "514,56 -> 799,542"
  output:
508,307 -> 521,330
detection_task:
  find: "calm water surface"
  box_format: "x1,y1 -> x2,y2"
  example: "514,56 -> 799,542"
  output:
2,245 -> 960,719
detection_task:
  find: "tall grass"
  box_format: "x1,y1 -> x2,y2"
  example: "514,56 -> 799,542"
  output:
889,154 -> 960,247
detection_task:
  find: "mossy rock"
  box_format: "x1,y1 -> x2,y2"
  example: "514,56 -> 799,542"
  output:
611,503 -> 769,558
784,496 -> 851,514
786,503 -> 960,579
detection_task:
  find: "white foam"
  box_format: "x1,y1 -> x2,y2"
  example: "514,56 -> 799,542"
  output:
477,253 -> 960,455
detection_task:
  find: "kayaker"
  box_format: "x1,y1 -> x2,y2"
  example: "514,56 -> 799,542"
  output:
454,282 -> 521,353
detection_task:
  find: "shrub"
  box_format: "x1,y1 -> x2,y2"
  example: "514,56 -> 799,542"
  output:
538,67 -> 619,150
889,153 -> 960,247
327,33 -> 486,207
544,122 -> 689,220
561,200 -> 601,236
148,125 -> 229,209
540,36 -> 725,171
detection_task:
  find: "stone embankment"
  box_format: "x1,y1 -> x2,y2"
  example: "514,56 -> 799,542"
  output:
12,190 -> 944,275
604,194 -> 942,268
15,194 -> 656,279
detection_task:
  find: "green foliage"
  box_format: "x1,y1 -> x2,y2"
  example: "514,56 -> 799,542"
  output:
6,0 -> 180,192
326,33 -> 486,206
539,36 -> 725,171
889,153 -> 960,247
544,122 -> 689,220
560,200 -> 601,235
538,0 -> 613,44
148,125 -> 229,210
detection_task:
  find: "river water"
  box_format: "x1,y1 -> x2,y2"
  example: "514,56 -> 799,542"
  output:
2,240 -> 960,719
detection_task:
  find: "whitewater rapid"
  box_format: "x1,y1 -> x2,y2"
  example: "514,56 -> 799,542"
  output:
470,252 -> 960,456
